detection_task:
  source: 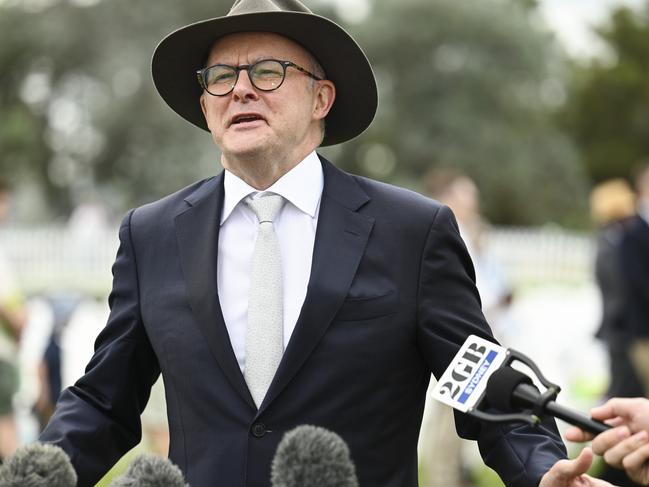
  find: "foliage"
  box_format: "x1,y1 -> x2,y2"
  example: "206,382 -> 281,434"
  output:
561,2 -> 649,183
0,0 -> 589,226
0,0 -> 231,219
321,0 -> 589,227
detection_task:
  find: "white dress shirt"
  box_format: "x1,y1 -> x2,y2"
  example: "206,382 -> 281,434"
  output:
217,151 -> 323,372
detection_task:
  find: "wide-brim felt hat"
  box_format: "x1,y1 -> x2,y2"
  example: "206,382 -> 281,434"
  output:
151,0 -> 378,146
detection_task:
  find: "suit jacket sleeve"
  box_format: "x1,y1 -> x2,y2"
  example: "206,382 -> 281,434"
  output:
416,205 -> 566,487
40,209 -> 161,487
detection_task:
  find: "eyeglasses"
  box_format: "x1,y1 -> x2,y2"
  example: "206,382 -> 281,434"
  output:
196,58 -> 323,96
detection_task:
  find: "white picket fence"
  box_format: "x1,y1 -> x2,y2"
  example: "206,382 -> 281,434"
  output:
0,226 -> 119,296
0,224 -> 596,296
485,225 -> 595,286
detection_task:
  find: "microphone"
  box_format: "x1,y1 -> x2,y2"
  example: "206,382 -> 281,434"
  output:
0,442 -> 77,487
486,366 -> 609,434
271,425 -> 358,487
109,454 -> 188,487
431,334 -> 610,434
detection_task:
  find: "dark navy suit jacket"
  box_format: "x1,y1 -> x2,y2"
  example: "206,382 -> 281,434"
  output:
41,156 -> 566,486
620,214 -> 649,338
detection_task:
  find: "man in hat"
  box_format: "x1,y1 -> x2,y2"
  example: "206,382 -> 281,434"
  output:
40,1 -> 610,486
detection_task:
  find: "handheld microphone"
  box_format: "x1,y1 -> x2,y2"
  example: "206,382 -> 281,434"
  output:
0,442 -> 77,487
109,454 -> 188,487
431,334 -> 610,434
271,425 -> 358,487
486,366 -> 609,434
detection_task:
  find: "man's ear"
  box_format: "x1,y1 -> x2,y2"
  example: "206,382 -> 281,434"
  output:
313,80 -> 336,121
200,93 -> 208,120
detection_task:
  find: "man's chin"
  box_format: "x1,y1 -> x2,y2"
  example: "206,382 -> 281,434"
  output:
222,129 -> 270,151
222,142 -> 272,161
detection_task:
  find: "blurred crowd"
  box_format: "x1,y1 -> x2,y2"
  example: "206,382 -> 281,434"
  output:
589,164 -> 649,486
0,178 -> 169,470
0,179 -> 27,462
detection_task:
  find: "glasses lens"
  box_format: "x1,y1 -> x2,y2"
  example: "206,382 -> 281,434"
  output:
204,65 -> 237,95
250,60 -> 285,91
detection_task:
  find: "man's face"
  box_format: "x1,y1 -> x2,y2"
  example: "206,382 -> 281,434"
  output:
200,32 -> 334,172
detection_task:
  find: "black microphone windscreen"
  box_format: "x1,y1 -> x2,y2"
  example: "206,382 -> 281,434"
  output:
271,425 -> 358,487
486,366 -> 533,412
0,442 -> 77,487
109,454 -> 188,487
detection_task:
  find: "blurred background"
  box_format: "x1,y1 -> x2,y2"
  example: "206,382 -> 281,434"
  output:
0,0 -> 648,485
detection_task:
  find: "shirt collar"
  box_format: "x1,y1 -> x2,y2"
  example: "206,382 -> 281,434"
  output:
221,151 -> 323,225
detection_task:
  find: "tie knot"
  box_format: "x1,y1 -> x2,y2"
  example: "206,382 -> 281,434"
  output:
245,194 -> 285,223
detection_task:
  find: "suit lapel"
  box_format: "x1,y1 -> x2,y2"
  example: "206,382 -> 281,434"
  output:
259,157 -> 374,412
175,174 -> 256,410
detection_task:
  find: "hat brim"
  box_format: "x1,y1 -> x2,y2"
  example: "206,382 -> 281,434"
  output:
151,11 -> 377,146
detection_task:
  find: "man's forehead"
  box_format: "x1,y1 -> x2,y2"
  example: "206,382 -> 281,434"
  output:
206,31 -> 312,63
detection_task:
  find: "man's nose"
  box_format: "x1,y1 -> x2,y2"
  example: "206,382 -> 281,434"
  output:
232,69 -> 259,101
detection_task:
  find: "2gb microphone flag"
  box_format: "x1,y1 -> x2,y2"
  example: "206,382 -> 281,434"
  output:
431,335 -> 508,412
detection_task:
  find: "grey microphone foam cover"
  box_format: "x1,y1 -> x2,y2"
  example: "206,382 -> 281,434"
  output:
0,442 -> 77,487
271,425 -> 358,487
109,454 -> 188,487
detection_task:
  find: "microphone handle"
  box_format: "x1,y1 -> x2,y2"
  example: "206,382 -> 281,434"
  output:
513,383 -> 610,434
545,400 -> 610,435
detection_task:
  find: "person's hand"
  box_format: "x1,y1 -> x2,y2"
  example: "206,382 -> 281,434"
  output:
539,448 -> 615,486
564,397 -> 649,485
590,398 -> 649,434
617,433 -> 649,486
566,425 -> 649,485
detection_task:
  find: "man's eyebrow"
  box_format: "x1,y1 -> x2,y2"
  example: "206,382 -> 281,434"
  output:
206,56 -> 276,67
250,55 -> 276,63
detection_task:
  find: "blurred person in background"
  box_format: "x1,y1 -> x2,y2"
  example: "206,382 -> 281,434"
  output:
418,168 -> 514,487
0,178 -> 27,461
424,168 -> 514,339
32,292 -> 83,432
590,179 -> 645,486
621,163 -> 649,398
565,397 -> 649,486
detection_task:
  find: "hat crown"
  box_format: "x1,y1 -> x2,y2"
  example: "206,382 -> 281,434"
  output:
229,0 -> 313,16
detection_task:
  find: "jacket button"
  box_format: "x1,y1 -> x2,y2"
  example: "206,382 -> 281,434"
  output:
251,423 -> 267,438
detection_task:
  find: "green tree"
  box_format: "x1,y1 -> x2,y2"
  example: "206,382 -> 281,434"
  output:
562,2 -> 649,183
1,0 -> 587,226
0,0 -> 232,219
321,0 -> 588,226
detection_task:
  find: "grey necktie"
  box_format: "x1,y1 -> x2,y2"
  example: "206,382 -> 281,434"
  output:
244,193 -> 286,407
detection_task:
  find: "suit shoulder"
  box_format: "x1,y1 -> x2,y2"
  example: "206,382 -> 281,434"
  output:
127,176 -> 219,229
352,174 -> 444,219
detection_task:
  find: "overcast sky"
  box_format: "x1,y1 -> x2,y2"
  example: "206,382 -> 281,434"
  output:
538,0 -> 646,57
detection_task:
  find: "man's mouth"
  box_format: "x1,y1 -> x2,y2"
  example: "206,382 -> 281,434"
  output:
230,113 -> 265,126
